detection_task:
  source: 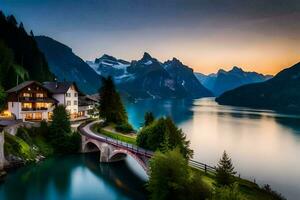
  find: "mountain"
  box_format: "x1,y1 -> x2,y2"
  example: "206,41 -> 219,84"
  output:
86,54 -> 130,80
216,62 -> 300,111
0,12 -> 54,90
87,53 -> 213,99
195,67 -> 272,96
163,58 -> 212,98
35,36 -> 102,94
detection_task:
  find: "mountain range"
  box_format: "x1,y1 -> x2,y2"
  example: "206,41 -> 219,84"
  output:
35,36 -> 102,94
216,62 -> 300,112
87,53 -> 213,99
32,35 -> 277,103
195,67 -> 272,96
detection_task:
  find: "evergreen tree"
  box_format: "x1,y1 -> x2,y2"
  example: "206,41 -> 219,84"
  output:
215,151 -> 237,186
0,11 -> 54,90
144,112 -> 154,126
98,76 -> 128,124
49,105 -> 71,153
137,116 -> 193,159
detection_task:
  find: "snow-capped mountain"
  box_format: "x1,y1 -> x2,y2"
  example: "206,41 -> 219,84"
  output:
86,54 -> 131,83
87,52 -> 213,99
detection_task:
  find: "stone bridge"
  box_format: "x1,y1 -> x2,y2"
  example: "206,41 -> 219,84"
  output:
79,121 -> 153,172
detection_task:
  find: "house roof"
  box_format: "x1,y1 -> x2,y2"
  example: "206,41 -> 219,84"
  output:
6,81 -> 43,93
43,81 -> 83,95
78,95 -> 98,106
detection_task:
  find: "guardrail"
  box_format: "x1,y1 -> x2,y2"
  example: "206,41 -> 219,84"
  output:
189,160 -> 216,174
78,122 -> 153,158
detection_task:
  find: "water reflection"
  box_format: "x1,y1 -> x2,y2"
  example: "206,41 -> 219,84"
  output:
0,154 -> 147,200
125,98 -> 194,129
125,98 -> 300,200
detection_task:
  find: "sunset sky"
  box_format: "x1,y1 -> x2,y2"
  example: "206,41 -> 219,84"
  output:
1,0 -> 300,75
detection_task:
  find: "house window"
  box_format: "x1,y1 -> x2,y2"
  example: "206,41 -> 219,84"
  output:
36,93 -> 44,98
66,93 -> 71,97
35,113 -> 42,120
24,113 -> 33,120
23,93 -> 31,97
74,101 -> 77,105
74,93 -> 78,97
67,101 -> 71,106
22,103 -> 32,109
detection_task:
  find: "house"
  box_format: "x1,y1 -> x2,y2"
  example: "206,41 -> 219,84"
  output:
6,80 -> 97,122
6,81 -> 57,121
78,95 -> 99,117
43,81 -> 82,119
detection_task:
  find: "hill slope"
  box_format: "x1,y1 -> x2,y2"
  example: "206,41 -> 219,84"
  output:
216,62 -> 300,111
35,36 -> 102,94
0,12 -> 54,90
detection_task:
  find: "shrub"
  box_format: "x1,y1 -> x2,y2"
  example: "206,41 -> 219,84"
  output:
16,128 -> 33,145
137,117 -> 193,159
261,184 -> 286,200
115,122 -> 133,133
212,183 -> 246,200
148,148 -> 210,200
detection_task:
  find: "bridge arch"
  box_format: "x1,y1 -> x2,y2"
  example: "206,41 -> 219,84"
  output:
83,141 -> 102,153
109,149 -> 149,172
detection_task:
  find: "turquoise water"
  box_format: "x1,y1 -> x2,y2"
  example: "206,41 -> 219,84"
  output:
125,98 -> 300,200
0,153 -> 147,200
1,98 -> 299,200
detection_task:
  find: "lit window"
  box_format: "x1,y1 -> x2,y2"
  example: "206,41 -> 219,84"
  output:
36,93 -> 44,98
23,93 -> 31,97
23,103 -> 32,108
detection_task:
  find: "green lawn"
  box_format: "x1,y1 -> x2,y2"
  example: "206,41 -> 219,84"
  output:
91,123 -> 137,145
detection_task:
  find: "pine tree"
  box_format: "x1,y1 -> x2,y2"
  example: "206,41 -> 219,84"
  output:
215,151 -> 237,186
144,112 -> 154,126
49,105 -> 71,153
98,76 -> 128,124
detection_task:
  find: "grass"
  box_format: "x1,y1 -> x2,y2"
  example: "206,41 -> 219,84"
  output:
4,132 -> 36,161
91,123 -> 137,145
193,168 -> 282,200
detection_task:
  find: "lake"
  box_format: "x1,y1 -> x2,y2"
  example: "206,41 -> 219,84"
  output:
1,97 -> 299,200
0,153 -> 148,200
125,98 -> 300,200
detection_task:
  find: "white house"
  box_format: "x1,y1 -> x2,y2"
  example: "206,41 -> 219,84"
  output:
5,81 -> 97,122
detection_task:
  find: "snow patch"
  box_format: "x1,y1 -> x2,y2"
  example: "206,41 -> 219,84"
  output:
144,60 -> 153,65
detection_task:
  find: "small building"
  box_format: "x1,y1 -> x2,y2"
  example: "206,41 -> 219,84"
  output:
5,80 -> 98,122
6,81 -> 57,121
78,95 -> 99,118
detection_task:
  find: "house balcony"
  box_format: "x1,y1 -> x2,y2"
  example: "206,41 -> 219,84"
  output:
21,107 -> 49,112
19,97 -> 57,103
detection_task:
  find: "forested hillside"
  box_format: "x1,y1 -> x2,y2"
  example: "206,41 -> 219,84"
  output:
0,11 -> 54,109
